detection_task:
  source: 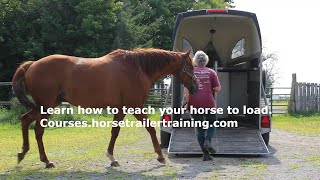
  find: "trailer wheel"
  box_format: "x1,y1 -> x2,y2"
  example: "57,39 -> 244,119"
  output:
262,132 -> 270,145
160,130 -> 171,148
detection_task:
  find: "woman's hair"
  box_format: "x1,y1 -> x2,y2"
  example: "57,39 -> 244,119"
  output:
193,51 -> 209,66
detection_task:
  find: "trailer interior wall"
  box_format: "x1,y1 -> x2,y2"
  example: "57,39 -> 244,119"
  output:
216,70 -> 260,128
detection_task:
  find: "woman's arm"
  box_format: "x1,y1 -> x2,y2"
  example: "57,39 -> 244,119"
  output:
213,86 -> 221,93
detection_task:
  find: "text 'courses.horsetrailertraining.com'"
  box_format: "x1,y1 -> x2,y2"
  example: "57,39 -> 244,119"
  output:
39,105 -> 269,128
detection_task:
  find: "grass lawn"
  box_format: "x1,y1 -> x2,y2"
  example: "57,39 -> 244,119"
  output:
272,114 -> 320,135
0,107 -> 165,179
272,100 -> 289,106
1,105 -> 320,178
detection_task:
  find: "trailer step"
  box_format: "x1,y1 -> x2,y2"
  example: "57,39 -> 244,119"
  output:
168,128 -> 269,154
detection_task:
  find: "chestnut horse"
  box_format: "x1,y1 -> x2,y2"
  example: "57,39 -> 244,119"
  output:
12,48 -> 198,168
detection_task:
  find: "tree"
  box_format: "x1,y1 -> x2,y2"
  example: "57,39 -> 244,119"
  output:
262,51 -> 279,89
0,0 -> 121,99
74,0 -> 122,57
0,0 -> 232,100
112,0 -> 231,50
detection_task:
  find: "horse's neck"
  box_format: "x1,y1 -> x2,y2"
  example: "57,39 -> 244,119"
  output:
150,59 -> 181,82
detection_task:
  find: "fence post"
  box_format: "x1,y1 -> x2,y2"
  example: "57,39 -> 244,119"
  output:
270,87 -> 273,117
315,84 -> 320,112
289,73 -> 297,113
302,82 -> 307,112
311,83 -> 315,112
296,83 -> 301,112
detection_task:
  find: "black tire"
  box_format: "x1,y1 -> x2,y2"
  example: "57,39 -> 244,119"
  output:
262,132 -> 270,145
160,130 -> 171,148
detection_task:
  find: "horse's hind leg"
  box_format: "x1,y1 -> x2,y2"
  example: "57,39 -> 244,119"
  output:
134,114 -> 165,164
106,113 -> 125,167
18,109 -> 38,163
34,116 -> 54,168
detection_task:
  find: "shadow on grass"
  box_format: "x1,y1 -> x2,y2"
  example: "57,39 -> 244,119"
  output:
1,145 -> 280,179
1,164 -> 178,179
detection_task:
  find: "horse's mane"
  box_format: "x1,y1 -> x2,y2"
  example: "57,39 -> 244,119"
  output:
109,48 -> 181,76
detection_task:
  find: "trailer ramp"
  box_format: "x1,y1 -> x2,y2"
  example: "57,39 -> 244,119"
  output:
168,127 -> 269,154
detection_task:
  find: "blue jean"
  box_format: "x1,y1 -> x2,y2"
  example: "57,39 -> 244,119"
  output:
192,114 -> 217,151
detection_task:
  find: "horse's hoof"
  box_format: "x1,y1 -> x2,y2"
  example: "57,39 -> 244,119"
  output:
157,157 -> 166,164
202,154 -> 213,161
45,162 -> 55,168
17,152 -> 25,163
110,161 -> 120,167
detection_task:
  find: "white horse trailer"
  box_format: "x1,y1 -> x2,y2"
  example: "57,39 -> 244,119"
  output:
160,9 -> 271,155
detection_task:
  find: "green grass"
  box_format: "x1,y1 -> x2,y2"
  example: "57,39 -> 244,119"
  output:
305,154 -> 320,161
241,160 -> 267,170
288,164 -> 301,170
305,154 -> 320,167
0,107 -> 167,179
0,125 -> 160,179
0,106 -> 26,125
272,114 -> 320,135
272,100 -> 289,106
1,105 -> 320,178
313,162 -> 320,167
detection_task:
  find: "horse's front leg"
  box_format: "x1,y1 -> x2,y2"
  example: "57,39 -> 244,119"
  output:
34,116 -> 54,168
106,113 -> 125,167
134,114 -> 165,164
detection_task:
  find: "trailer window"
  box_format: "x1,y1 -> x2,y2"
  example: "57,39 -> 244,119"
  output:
182,38 -> 194,58
231,38 -> 245,59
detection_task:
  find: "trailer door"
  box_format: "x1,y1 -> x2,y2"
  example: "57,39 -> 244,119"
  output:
168,127 -> 269,154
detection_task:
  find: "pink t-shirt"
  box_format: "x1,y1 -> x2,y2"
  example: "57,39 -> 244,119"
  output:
188,67 -> 220,108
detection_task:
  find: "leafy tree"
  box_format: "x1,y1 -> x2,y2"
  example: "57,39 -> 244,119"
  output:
112,0 -> 163,49
0,0 -> 231,100
0,0 -> 121,99
74,0 -> 122,57
262,51 -> 279,89
112,0 -> 230,50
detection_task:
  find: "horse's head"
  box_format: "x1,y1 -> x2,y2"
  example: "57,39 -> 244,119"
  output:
174,49 -> 199,95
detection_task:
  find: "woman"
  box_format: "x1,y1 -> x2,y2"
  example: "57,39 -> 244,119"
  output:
184,50 -> 221,161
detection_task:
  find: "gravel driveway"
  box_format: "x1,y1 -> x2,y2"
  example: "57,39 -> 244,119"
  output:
174,128 -> 320,179
110,128 -> 320,179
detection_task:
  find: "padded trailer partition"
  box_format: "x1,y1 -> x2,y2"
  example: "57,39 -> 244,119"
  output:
216,68 -> 260,128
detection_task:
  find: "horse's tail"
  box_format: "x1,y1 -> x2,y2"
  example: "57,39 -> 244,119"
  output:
12,61 -> 36,110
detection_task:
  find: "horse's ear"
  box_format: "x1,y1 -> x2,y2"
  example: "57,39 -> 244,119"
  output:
184,48 -> 192,56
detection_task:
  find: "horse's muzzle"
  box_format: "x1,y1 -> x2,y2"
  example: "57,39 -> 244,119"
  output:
189,84 -> 199,95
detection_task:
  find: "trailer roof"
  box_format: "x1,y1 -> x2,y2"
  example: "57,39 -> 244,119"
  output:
172,9 -> 262,48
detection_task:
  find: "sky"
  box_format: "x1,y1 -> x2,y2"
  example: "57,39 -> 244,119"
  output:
234,0 -> 320,87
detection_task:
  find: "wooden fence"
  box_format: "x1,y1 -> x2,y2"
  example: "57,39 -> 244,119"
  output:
0,82 -> 168,108
0,82 -> 12,106
289,74 -> 320,113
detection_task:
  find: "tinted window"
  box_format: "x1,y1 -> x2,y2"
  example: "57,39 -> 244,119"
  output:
231,38 -> 245,59
182,38 -> 194,58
